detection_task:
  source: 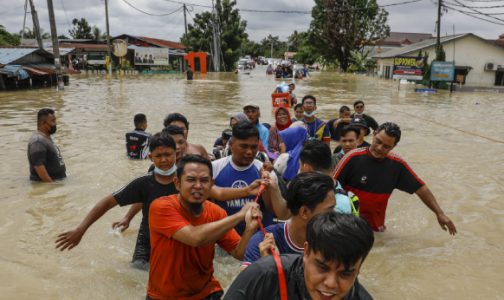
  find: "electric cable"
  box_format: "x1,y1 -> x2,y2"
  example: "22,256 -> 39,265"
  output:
121,0 -> 184,16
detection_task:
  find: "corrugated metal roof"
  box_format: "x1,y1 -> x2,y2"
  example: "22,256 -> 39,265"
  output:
0,48 -> 39,65
373,34 -> 470,58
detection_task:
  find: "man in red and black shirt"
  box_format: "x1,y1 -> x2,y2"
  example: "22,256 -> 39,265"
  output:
333,122 -> 457,234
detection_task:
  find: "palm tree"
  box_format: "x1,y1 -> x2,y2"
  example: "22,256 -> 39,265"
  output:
92,26 -> 102,41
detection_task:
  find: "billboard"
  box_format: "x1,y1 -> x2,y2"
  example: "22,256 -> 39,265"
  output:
392,56 -> 424,80
431,61 -> 455,81
134,47 -> 169,66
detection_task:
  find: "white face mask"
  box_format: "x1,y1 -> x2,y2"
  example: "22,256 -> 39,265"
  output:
304,111 -> 316,118
154,164 -> 177,176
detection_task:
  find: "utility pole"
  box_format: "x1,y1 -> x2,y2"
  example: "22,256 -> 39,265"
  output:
28,0 -> 43,49
47,0 -> 64,90
183,4 -> 188,37
270,41 -> 273,59
105,0 -> 113,76
21,0 -> 28,45
436,0 -> 442,50
211,0 -> 220,72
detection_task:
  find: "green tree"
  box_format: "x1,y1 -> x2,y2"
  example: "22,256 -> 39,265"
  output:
287,30 -> 304,52
0,25 -> 20,46
240,39 -> 264,58
18,28 -> 50,39
308,0 -> 390,71
181,0 -> 247,71
69,18 -> 93,39
260,34 -> 287,58
92,26 -> 102,41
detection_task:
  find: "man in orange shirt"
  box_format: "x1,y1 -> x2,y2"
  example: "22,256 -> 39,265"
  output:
147,154 -> 261,300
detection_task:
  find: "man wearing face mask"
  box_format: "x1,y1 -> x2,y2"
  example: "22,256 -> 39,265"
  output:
301,95 -> 331,146
28,108 -> 66,182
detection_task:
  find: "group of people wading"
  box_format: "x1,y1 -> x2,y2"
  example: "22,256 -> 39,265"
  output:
27,92 -> 457,299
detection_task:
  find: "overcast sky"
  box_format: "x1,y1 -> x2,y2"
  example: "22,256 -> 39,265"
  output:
1,0 -> 502,43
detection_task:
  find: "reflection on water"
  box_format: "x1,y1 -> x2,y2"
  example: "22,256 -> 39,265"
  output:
0,69 -> 503,299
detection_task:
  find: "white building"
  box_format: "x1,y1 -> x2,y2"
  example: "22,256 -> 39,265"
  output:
373,33 -> 504,87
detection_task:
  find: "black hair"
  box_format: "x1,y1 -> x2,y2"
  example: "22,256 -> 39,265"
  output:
286,172 -> 334,216
162,125 -> 185,137
149,132 -> 176,152
134,113 -> 147,127
376,122 -> 401,145
353,100 -> 365,107
302,95 -> 317,106
307,211 -> 374,269
176,154 -> 213,179
222,129 -> 232,140
37,108 -> 55,124
341,125 -> 360,139
163,113 -> 189,130
339,105 -> 350,113
232,121 -> 259,140
300,140 -> 332,172
294,103 -> 303,111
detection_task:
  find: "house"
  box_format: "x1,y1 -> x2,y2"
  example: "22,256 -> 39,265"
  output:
373,33 -> 504,87
112,34 -> 186,71
0,47 -> 64,90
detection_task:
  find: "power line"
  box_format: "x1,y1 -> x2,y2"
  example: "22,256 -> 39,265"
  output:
163,0 -> 425,14
59,0 -> 72,29
450,0 -> 504,22
443,1 -> 504,7
121,0 -> 184,16
443,3 -> 504,24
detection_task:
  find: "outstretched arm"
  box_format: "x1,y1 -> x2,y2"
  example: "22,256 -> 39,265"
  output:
210,179 -> 264,201
172,202 -> 258,247
55,195 -> 118,251
112,203 -> 142,232
416,185 -> 457,235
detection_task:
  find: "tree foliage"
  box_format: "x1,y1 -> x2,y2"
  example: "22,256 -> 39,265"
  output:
69,18 -> 93,39
18,28 -> 50,39
309,0 -> 390,71
0,25 -> 20,46
181,0 -> 247,71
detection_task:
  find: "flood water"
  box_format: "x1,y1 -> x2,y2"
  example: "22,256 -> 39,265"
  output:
0,68 -> 503,299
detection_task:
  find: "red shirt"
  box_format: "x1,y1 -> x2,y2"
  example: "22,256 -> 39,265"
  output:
333,148 -> 424,231
147,194 -> 241,299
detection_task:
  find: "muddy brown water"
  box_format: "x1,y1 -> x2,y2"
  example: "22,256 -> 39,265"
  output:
0,69 -> 503,299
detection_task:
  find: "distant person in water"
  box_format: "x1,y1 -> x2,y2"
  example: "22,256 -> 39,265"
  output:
27,108 -> 66,182
125,113 -> 151,159
328,105 -> 352,142
164,113 -> 210,160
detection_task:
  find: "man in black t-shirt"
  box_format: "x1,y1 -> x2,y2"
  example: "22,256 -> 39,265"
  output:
125,113 -> 151,159
225,212 -> 374,300
27,108 -> 66,182
56,133 -> 178,270
333,122 -> 457,234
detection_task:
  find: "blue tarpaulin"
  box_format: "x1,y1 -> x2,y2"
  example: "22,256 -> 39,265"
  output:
0,65 -> 29,80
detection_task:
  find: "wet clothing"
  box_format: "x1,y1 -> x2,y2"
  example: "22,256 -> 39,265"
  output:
112,172 -> 177,262
27,131 -> 66,181
125,128 -> 151,159
242,222 -> 303,267
333,147 -> 424,231
225,254 -> 373,300
148,195 -> 240,300
212,156 -> 273,235
351,113 -> 378,131
303,118 -> 331,143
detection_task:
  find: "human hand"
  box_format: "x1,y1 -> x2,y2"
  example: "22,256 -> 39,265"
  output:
112,217 -> 130,232
437,213 -> 457,235
259,233 -> 278,257
55,228 -> 85,251
243,202 -> 262,231
247,179 -> 267,196
261,161 -> 273,172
